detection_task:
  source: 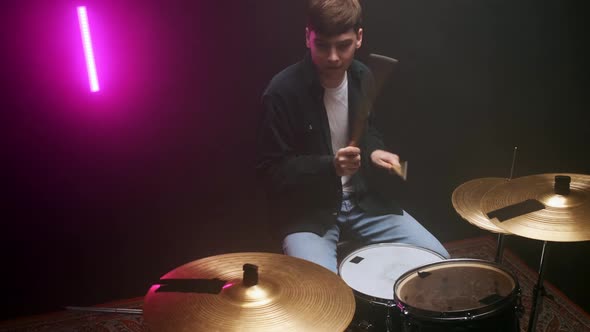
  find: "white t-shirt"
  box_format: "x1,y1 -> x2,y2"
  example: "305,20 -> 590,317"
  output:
324,74 -> 354,192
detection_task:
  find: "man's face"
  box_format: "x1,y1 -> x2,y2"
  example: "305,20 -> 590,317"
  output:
306,27 -> 363,82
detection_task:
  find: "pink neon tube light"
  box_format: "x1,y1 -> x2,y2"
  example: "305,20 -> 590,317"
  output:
77,6 -> 100,92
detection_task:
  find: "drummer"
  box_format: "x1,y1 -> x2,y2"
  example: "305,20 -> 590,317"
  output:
256,0 -> 449,273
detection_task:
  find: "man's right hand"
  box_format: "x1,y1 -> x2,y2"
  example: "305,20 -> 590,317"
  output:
334,146 -> 361,176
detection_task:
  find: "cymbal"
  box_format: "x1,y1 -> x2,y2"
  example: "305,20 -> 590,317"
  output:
481,173 -> 590,242
452,177 -> 511,234
143,252 -> 355,332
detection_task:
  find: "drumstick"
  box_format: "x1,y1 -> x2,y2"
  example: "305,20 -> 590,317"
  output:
349,54 -> 398,147
390,160 -> 408,180
65,306 -> 143,315
349,55 -> 407,181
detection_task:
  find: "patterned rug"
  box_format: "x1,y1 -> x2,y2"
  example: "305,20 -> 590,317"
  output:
0,297 -> 144,332
1,236 -> 589,331
446,236 -> 590,332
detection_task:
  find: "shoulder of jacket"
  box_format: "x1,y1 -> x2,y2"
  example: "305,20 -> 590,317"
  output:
264,61 -> 306,97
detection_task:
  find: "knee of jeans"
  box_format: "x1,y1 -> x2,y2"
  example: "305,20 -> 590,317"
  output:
441,248 -> 451,259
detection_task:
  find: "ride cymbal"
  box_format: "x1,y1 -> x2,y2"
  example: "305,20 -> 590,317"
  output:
452,177 -> 511,234
143,252 -> 355,332
481,173 -> 590,242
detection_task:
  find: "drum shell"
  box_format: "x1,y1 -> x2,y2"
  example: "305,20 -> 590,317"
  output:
339,244 -> 446,331
349,291 -> 397,331
394,259 -> 521,332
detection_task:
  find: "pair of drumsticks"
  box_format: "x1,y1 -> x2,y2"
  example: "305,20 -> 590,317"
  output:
349,54 -> 408,181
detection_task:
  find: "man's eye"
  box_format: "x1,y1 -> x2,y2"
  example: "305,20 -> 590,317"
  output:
337,43 -> 352,50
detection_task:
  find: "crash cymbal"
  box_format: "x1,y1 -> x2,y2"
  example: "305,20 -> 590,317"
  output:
481,173 -> 590,242
143,252 -> 355,332
452,177 -> 511,234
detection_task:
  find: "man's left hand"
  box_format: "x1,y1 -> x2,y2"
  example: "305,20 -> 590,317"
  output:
370,149 -> 401,176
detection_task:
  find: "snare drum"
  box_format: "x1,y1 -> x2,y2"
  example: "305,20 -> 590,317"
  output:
339,243 -> 446,331
394,259 -> 521,332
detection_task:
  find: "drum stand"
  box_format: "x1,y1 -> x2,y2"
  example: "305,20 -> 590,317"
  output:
527,241 -> 550,332
495,233 -> 507,263
495,146 -> 516,265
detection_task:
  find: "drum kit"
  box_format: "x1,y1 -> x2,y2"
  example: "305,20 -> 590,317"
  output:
136,171 -> 590,331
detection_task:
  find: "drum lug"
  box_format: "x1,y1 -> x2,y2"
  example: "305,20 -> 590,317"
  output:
396,301 -> 405,312
515,289 -> 525,318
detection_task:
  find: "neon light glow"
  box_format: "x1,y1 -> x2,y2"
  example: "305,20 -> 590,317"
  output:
77,6 -> 100,92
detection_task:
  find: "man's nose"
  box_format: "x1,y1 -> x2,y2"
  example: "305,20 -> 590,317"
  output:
327,47 -> 339,62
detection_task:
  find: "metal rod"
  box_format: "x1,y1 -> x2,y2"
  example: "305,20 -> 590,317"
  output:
386,307 -> 392,332
508,146 -> 518,180
494,146 -> 517,265
528,241 -> 550,332
65,306 -> 143,315
509,146 -> 518,180
495,233 -> 506,264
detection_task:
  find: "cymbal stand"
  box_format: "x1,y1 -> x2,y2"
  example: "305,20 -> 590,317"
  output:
528,241 -> 550,332
496,147 -> 518,265
495,233 -> 506,264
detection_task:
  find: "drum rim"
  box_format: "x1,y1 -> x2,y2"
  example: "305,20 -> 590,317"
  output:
338,243 -> 446,305
338,242 -> 446,275
393,258 -> 520,321
349,288 -> 395,308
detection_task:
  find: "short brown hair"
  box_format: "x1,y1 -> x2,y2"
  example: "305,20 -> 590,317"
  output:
306,0 -> 363,36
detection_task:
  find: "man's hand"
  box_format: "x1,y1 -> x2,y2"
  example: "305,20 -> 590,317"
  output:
370,149 -> 402,176
334,146 -> 361,177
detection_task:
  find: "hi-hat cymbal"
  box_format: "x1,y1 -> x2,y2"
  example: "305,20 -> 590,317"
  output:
481,173 -> 590,242
452,177 -> 511,234
143,252 -> 355,332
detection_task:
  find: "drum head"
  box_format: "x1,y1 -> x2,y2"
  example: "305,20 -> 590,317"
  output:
339,243 -> 445,301
395,259 -> 517,313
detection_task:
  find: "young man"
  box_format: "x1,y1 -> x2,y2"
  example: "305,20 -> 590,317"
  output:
256,0 -> 449,273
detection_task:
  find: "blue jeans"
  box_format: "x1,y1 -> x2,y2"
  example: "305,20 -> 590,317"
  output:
283,192 -> 450,273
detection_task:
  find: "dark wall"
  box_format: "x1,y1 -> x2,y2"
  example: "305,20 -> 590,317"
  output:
1,0 -> 588,320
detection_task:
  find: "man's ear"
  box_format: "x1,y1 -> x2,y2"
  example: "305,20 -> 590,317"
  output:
356,28 -> 363,49
305,27 -> 311,48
